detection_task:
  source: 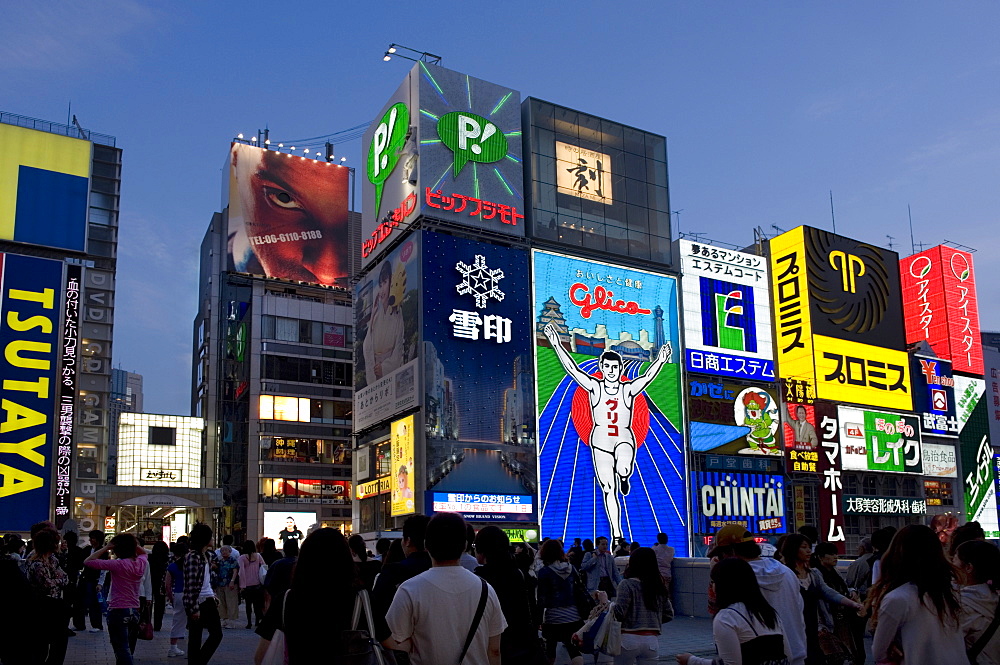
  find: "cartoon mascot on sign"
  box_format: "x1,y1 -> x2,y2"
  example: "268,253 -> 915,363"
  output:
742,391 -> 778,454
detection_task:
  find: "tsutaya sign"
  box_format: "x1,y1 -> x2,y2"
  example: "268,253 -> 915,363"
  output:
678,240 -> 775,382
361,63 -> 524,268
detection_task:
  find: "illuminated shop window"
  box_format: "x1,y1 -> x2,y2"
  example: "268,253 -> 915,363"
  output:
260,477 -> 352,504
265,438 -> 350,465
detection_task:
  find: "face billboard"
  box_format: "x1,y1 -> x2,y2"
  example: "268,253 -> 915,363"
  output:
900,246 -> 983,375
361,63 -> 524,269
0,124 -> 91,253
838,407 -> 923,474
423,232 -> 536,507
692,472 -> 785,536
687,379 -> 781,456
227,143 -> 350,287
770,226 -> 911,411
390,415 -> 415,517
354,236 -> 421,431
0,253 -> 64,531
678,240 -> 775,382
911,355 -> 958,438
532,250 -> 686,552
955,377 -> 1000,536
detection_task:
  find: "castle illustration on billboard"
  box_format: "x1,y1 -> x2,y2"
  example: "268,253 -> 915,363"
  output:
535,296 -> 667,361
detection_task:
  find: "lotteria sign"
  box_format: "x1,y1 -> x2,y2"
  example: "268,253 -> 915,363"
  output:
0,253 -> 64,531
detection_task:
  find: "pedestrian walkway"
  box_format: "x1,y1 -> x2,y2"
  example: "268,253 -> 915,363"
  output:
64,620 -> 257,665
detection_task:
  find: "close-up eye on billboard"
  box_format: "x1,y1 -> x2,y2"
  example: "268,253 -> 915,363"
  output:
678,240 -> 774,382
900,245 -> 983,375
423,232 -> 536,503
769,226 -> 911,411
0,124 -> 91,252
533,250 -> 687,553
687,379 -> 782,457
354,236 -> 421,431
227,143 -> 350,287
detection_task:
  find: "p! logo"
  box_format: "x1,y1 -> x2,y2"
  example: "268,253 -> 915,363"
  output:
437,112 -> 508,176
367,102 -> 410,218
829,251 -> 865,294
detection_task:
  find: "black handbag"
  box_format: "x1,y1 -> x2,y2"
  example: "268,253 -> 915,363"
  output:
572,569 -> 596,619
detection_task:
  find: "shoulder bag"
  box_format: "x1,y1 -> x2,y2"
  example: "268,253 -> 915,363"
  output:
572,569 -> 596,620
343,589 -> 395,665
969,596 -> 1000,665
459,578 -> 489,664
260,589 -> 289,665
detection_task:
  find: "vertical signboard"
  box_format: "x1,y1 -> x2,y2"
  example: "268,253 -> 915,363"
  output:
55,265 -> 81,526
955,377 -> 999,536
900,246 -> 983,375
782,402 -> 820,474
910,355 -> 958,438
838,407 -> 923,474
678,240 -> 774,382
815,402 -> 846,551
354,236 -> 421,431
687,379 -> 782,456
0,253 -> 63,531
769,226 -> 911,410
532,250 -> 686,553
983,346 -> 1000,451
390,415 -> 415,517
423,232 -> 536,516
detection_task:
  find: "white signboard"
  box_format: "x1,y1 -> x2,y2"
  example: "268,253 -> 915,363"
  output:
921,443 -> 958,478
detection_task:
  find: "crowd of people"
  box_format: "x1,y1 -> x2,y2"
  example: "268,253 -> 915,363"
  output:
4,517 -> 1000,665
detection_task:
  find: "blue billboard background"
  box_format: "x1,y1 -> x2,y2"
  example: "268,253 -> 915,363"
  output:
533,250 -> 687,553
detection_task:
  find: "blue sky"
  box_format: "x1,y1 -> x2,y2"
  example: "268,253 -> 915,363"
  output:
2,1 -> 998,414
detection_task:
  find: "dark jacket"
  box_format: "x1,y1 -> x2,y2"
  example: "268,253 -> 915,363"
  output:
369,550 -> 432,641
476,562 -> 540,659
536,562 -> 578,610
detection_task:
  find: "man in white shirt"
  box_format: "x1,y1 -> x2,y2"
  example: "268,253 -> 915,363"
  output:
385,512 -> 506,665
652,532 -> 674,589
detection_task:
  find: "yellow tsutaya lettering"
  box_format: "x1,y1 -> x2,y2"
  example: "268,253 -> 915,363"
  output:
2,378 -> 49,399
8,288 -> 54,309
0,434 -> 45,466
5,311 -> 53,334
0,399 -> 46,433
4,340 -> 51,370
0,463 -> 43,498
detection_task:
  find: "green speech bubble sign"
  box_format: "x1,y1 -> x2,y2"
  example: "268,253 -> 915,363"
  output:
367,102 -> 410,217
437,111 -> 508,177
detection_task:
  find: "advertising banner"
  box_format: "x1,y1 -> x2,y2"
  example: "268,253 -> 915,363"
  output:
769,226 -> 911,411
0,254 -> 64,531
262,511 -> 315,545
844,496 -> 927,515
783,402 -> 820,474
0,124 -> 91,252
390,415 -> 415,517
692,472 -> 785,536
922,443 -> 958,478
55,265 -> 81,527
911,355 -> 958,438
533,250 -> 686,552
423,232 -> 536,508
361,63 -> 523,269
984,346 -> 1000,449
956,377 -> 999,536
687,378 -> 781,456
354,236 -> 421,431
678,240 -> 774,382
900,246 -> 983,375
426,492 -> 536,522
227,143 -> 350,287
815,401 -> 846,550
838,407 -> 923,474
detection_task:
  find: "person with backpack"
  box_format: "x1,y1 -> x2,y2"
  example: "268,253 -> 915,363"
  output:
677,557 -> 791,665
956,540 -> 1000,665
536,539 -> 585,665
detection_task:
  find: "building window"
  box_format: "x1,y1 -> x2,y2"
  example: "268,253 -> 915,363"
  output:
149,426 -> 176,446
260,478 -> 351,504
265,438 -> 350,465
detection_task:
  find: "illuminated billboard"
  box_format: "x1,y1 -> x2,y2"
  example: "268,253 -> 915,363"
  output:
900,246 -> 983,375
390,415 -> 415,517
984,346 -> 1000,449
910,355 -> 958,438
769,226 -> 911,410
361,63 -> 524,268
227,143 -> 350,287
0,124 -> 91,252
423,232 -> 536,506
838,407 -> 923,474
692,472 -> 785,536
687,379 -> 781,456
116,414 -> 204,489
955,377 -> 999,536
922,443 -> 958,478
262,511 -> 316,544
354,236 -> 421,431
532,250 -> 687,553
0,253 -> 64,531
782,402 -> 820,474
678,240 -> 774,382
555,142 -> 613,204
427,492 -> 536,522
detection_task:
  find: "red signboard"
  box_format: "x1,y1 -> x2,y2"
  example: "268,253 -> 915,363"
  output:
900,246 -> 983,375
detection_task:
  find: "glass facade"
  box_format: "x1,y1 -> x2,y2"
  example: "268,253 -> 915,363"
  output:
522,98 -> 672,266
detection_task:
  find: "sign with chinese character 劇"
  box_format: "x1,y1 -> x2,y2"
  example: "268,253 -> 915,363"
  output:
911,354 -> 958,438
423,232 -> 536,509
956,377 -> 1000,537
354,237 -> 421,432
688,379 -> 782,457
922,443 -> 958,478
843,496 -> 927,515
692,472 -> 785,536
361,63 -> 524,269
427,492 -> 536,522
679,240 -> 774,382
555,142 -> 613,204
769,226 -> 912,411
390,415 -> 415,517
838,407 -> 923,474
532,250 -> 687,554
900,246 -> 983,375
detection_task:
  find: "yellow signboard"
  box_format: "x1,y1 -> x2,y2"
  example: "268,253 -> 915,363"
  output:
812,335 -> 913,411
356,476 -> 391,500
769,227 -> 815,389
390,415 -> 415,517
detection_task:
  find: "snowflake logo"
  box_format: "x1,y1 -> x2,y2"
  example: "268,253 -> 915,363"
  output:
456,255 -> 505,309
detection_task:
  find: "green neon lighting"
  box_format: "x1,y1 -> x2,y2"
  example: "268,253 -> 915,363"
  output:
473,162 -> 480,202
504,131 -> 522,137
420,139 -> 442,145
419,61 -> 445,97
466,74 -> 473,110
490,91 -> 513,116
493,167 -> 514,196
419,109 -> 439,120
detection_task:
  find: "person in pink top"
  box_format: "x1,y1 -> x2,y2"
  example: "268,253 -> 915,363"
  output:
84,533 -> 148,665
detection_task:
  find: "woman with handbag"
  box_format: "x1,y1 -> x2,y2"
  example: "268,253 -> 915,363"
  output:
871,524 -> 964,665
536,539 -> 585,665
612,547 -> 670,665
238,540 -> 266,628
957,540 -> 1000,665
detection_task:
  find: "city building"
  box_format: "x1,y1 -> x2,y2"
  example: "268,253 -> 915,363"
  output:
0,112 -> 121,535
108,368 -> 143,483
192,140 -> 357,542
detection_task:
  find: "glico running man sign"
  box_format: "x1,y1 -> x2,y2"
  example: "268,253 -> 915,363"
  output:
532,250 -> 687,554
